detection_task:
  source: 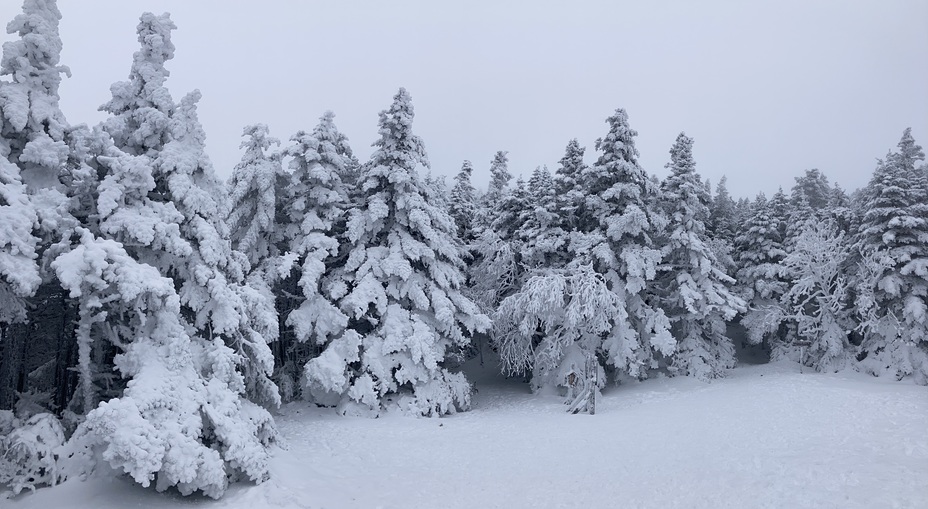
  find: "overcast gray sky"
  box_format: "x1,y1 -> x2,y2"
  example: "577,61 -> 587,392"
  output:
3,0 -> 927,198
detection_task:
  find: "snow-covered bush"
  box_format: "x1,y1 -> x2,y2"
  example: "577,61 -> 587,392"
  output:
0,413 -> 65,495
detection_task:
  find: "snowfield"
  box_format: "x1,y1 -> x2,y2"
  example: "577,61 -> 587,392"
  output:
7,360 -> 927,509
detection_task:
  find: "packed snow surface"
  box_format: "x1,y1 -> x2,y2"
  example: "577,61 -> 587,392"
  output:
7,360 -> 927,509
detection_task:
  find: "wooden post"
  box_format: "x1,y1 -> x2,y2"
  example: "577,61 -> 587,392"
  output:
588,353 -> 596,415
794,340 -> 812,374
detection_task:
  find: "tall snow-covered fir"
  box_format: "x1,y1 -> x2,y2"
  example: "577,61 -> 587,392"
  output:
307,88 -> 490,416
855,129 -> 928,383
658,133 -> 745,380
277,111 -> 354,402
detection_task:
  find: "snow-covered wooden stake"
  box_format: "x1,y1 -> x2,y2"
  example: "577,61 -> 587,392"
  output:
794,340 -> 812,374
588,353 -> 596,415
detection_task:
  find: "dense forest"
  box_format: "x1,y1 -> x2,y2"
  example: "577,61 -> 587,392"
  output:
1,0 -> 926,500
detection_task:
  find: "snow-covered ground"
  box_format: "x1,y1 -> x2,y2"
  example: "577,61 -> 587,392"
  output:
7,360 -> 927,509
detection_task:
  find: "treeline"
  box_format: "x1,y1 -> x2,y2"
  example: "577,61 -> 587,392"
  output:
1,0 -> 926,500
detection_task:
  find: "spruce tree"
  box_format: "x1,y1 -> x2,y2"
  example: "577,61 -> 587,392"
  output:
856,129 -> 928,383
280,112 -> 354,403
555,138 -> 587,230
476,150 -> 512,232
0,0 -> 77,413
708,176 -> 737,243
75,13 -> 279,494
226,123 -> 287,269
579,108 -> 673,378
448,160 -> 477,242
734,191 -> 792,346
98,13 -> 278,407
658,133 -> 744,379
310,88 -> 489,416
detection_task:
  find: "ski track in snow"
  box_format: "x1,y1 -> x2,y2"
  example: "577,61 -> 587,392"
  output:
6,361 -> 927,509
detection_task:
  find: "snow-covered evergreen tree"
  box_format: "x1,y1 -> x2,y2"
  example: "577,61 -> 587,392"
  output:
448,160 -> 477,242
226,123 -> 286,269
708,176 -> 737,243
96,13 -> 278,407
0,0 -> 69,316
486,150 -> 511,203
307,88 -> 490,416
734,190 -> 792,346
516,166 -> 568,270
658,133 -> 744,379
0,151 -> 40,325
785,169 -> 835,244
278,112 -> 354,403
791,168 -> 832,211
53,231 -> 275,498
855,129 -> 928,383
68,13 -> 280,494
776,220 -> 853,371
495,265 -> 611,393
584,109 -> 674,378
0,0 -> 77,414
555,138 -> 587,231
575,109 -> 674,378
475,150 -> 512,232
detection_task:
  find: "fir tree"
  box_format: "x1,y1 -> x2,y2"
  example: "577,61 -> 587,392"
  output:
658,133 -> 744,379
734,190 -> 792,347
77,13 -> 279,494
448,160 -> 477,242
279,112 -> 354,402
855,129 -> 928,383
226,123 -> 287,269
777,220 -> 853,371
578,109 -> 673,378
477,150 -> 512,231
311,88 -> 490,416
486,150 -> 512,202
555,138 -> 587,231
0,0 -> 77,414
708,176 -> 737,243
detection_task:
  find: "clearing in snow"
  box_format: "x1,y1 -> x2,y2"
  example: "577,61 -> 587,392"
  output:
6,359 -> 926,509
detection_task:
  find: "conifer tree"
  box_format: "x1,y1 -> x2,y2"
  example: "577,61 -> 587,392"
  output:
449,160 -> 477,242
98,13 -> 278,407
734,190 -> 792,346
585,109 -> 675,377
309,88 -> 490,416
855,129 -> 928,383
555,138 -> 587,230
53,231 -> 275,498
476,150 -> 512,232
278,112 -> 354,402
486,150 -> 512,203
75,13 -> 279,494
518,166 -> 566,269
0,0 -> 63,324
0,0 -> 77,412
777,220 -> 853,371
708,176 -> 737,243
227,123 -> 286,269
658,133 -> 744,379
